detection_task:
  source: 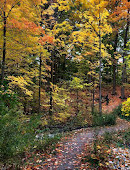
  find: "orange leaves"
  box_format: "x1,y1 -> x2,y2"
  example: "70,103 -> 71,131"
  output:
39,35 -> 54,45
8,17 -> 54,48
9,18 -> 44,35
8,18 -> 22,30
21,18 -> 39,32
44,64 -> 51,72
109,0 -> 130,23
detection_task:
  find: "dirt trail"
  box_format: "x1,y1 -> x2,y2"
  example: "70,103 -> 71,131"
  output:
25,88 -> 130,169
41,118 -> 130,170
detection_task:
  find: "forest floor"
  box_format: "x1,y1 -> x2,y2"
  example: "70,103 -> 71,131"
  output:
23,93 -> 130,170
101,86 -> 129,113
24,118 -> 130,170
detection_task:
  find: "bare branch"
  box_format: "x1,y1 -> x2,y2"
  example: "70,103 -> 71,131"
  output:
87,20 -> 99,37
6,0 -> 21,19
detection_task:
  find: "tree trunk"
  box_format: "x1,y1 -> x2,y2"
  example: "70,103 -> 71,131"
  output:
38,53 -> 42,113
92,80 -> 95,114
1,11 -> 7,86
99,2 -> 102,114
99,56 -> 102,114
76,90 -> 79,115
112,33 -> 118,95
49,53 -> 54,115
121,9 -> 129,99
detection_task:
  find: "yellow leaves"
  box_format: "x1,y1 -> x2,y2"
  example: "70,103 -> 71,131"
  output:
42,5 -> 54,16
106,44 -> 113,50
105,162 -> 109,166
97,145 -> 101,149
52,85 -> 70,106
57,0 -> 70,12
51,84 -> 71,123
125,114 -> 129,117
98,0 -> 108,10
54,21 -> 73,35
70,77 -> 84,90
74,55 -> 84,62
114,53 -> 121,60
85,52 -> 94,56
72,30 -> 87,44
41,118 -> 48,126
8,76 -> 33,97
88,70 -> 97,76
121,98 -> 130,117
53,112 -> 70,122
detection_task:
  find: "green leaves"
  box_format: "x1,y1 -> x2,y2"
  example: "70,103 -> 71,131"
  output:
69,77 -> 84,90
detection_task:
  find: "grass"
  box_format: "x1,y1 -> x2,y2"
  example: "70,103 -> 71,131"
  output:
34,132 -> 63,153
92,113 -> 116,127
114,129 -> 130,149
101,128 -> 130,149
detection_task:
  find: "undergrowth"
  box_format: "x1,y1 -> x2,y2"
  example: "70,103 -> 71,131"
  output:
81,128 -> 130,169
113,104 -> 130,121
92,112 -> 116,127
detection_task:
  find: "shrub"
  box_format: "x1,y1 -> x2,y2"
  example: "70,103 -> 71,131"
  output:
92,113 -> 116,126
0,89 -> 24,164
112,104 -> 122,116
0,82 -> 62,167
51,85 -> 71,124
0,86 -> 37,166
35,133 -> 62,152
121,98 -> 130,118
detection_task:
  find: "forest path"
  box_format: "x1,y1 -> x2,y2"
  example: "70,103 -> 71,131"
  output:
40,118 -> 130,170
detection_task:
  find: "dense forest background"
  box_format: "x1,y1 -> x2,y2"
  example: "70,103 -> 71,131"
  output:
0,0 -> 129,169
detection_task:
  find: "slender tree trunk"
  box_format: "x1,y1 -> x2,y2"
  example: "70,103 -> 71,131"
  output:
112,63 -> 116,95
38,2 -> 44,113
49,54 -> 54,115
92,80 -> 95,114
54,58 -> 57,84
1,11 -> 7,85
76,90 -> 79,115
99,56 -> 102,114
63,54 -> 66,80
88,67 -> 92,112
61,54 -> 66,80
49,95 -> 53,115
38,53 -> 42,113
121,9 -> 129,99
112,33 -> 118,95
99,1 -> 102,114
23,97 -> 27,114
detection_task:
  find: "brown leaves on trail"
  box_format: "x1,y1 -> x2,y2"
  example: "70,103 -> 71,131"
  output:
22,118 -> 130,170
21,86 -> 130,170
80,132 -> 130,170
102,86 -> 128,113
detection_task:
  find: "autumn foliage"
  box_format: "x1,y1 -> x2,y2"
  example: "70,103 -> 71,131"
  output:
0,0 -> 130,168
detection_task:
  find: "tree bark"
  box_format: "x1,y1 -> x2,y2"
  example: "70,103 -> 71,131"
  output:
76,90 -> 79,115
112,33 -> 118,95
92,80 -> 95,114
38,53 -> 42,113
121,9 -> 129,99
1,11 -> 7,86
49,53 -> 54,115
99,0 -> 102,114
